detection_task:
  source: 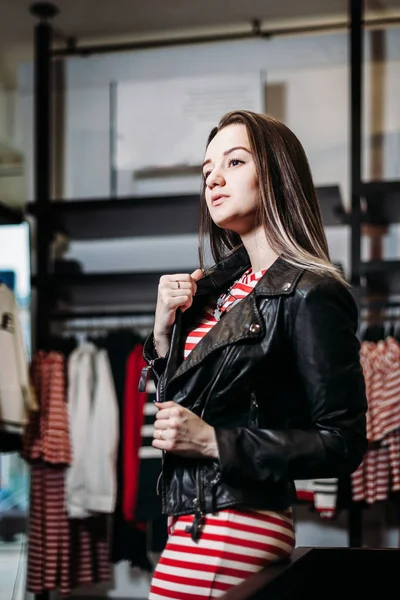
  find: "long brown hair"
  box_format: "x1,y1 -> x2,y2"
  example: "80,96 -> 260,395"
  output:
198,110 -> 346,284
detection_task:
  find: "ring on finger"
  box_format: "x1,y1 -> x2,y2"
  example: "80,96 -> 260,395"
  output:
176,280 -> 181,290
159,429 -> 163,439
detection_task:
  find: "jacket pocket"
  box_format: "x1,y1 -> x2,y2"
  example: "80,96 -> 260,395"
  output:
249,391 -> 259,427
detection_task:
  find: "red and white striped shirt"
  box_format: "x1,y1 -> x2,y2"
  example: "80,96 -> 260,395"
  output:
184,267 -> 266,359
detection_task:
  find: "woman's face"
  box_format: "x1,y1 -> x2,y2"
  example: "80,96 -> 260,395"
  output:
203,124 -> 259,235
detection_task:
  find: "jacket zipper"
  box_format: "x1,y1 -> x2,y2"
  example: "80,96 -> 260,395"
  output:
155,373 -> 166,497
250,391 -> 259,427
191,390 -> 257,515
156,371 -> 166,404
185,347 -> 234,541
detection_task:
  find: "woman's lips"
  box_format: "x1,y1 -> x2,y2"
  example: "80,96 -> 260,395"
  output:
212,195 -> 228,206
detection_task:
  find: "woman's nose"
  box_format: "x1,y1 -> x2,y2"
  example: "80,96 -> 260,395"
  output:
207,167 -> 225,188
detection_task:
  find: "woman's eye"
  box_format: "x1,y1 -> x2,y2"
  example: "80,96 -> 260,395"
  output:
203,170 -> 211,180
228,158 -> 243,167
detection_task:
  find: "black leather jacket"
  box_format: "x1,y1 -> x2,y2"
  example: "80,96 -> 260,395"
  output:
143,247 -> 367,539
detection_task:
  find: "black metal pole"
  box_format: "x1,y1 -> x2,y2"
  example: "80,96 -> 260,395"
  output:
49,15 -> 400,58
350,0 -> 363,295
30,3 -> 58,351
29,9 -> 59,598
348,0 -> 364,548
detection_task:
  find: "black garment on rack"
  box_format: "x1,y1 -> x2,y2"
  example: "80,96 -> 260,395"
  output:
45,335 -> 77,357
100,329 -> 153,571
135,385 -> 162,521
134,383 -> 168,553
361,324 -> 385,342
0,431 -> 22,453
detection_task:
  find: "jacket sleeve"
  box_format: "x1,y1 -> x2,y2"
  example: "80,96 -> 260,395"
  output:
214,278 -> 368,486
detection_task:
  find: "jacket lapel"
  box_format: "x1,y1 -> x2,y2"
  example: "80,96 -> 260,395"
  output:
169,291 -> 264,383
167,252 -> 305,385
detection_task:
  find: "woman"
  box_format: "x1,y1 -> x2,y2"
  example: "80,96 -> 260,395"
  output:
142,110 -> 367,599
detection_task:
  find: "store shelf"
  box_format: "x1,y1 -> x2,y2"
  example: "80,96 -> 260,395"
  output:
0,201 -> 24,225
134,164 -> 202,179
26,184 -> 347,241
360,260 -> 400,296
315,185 -> 348,226
361,179 -> 400,225
28,194 -> 201,240
31,270 -> 167,313
49,308 -> 155,320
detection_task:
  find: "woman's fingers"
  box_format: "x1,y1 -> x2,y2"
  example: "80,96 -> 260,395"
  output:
159,273 -> 194,287
190,268 -> 203,282
158,275 -> 196,307
154,272 -> 201,347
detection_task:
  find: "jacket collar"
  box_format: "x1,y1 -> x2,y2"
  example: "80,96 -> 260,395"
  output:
195,244 -> 250,296
255,255 -> 304,296
197,245 -> 304,297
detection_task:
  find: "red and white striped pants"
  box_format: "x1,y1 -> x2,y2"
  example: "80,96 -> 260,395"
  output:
149,507 -> 295,599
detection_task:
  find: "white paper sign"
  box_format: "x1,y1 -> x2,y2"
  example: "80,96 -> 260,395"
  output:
116,73 -> 265,171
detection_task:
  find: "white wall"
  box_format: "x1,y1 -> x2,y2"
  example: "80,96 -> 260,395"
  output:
0,86 -> 17,144
16,28 -> 400,598
0,43 -> 31,209
0,42 -> 32,148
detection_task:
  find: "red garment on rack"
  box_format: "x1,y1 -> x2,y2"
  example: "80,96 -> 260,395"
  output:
22,351 -> 71,465
22,351 -> 72,595
28,464 -> 70,594
69,516 -> 112,587
351,338 -> 400,504
122,343 -> 148,522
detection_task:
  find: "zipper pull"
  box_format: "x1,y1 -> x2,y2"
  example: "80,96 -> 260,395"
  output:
249,391 -> 259,427
210,474 -> 221,513
156,470 -> 163,496
138,360 -> 155,392
185,498 -> 204,541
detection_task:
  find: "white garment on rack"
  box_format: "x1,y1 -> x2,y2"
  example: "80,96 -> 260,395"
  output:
85,348 -> 119,513
0,283 -> 32,434
66,342 -> 119,518
66,343 -> 95,518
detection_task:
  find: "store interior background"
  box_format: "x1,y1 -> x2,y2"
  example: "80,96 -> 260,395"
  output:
1,0 -> 400,598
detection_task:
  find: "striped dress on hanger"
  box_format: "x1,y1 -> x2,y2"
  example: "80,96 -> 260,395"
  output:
149,268 -> 296,600
22,351 -> 72,596
351,337 -> 400,503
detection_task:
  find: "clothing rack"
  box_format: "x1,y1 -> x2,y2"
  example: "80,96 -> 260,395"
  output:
56,313 -> 154,329
51,313 -> 155,338
27,7 -> 160,599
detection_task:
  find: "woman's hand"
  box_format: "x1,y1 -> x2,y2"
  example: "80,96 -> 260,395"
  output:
152,401 -> 219,459
153,269 -> 203,357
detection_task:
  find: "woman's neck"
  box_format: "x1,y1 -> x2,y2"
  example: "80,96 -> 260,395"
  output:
240,227 -> 280,272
